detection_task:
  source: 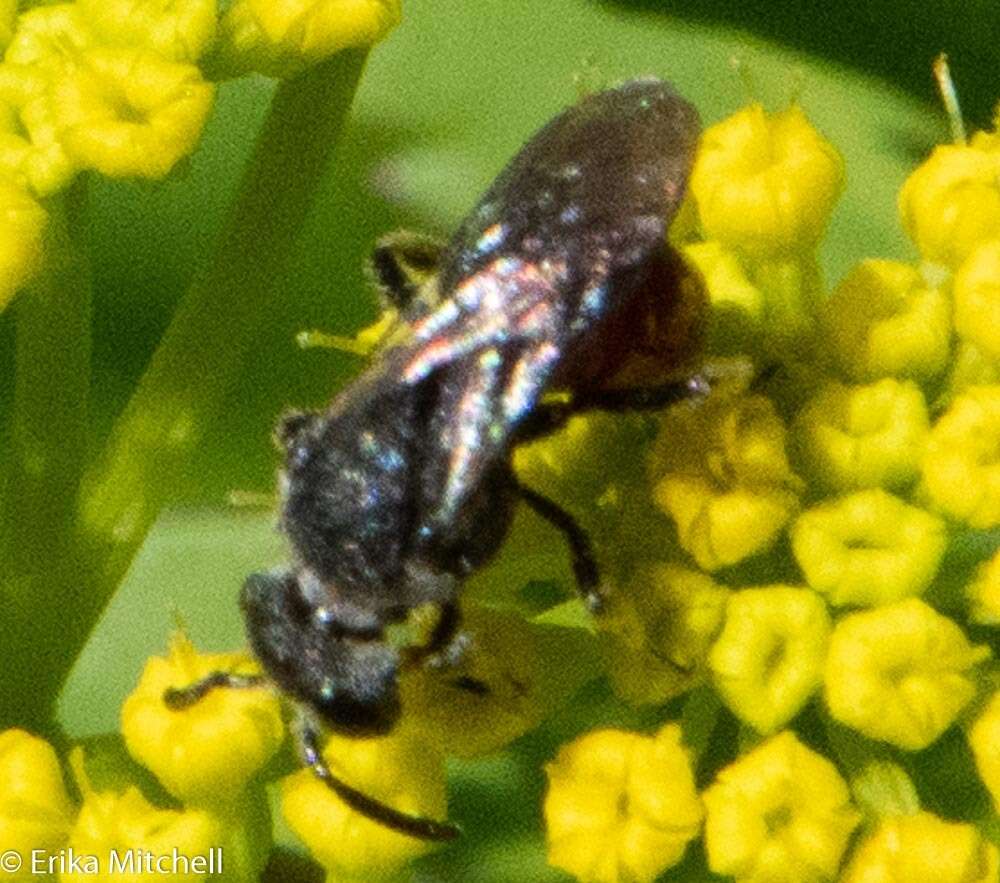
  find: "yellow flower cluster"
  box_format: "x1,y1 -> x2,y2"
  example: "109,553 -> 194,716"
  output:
532,98 -> 1000,882
0,0 -> 399,310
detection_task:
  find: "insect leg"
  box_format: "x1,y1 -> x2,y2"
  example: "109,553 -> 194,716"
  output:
294,712 -> 460,842
163,671 -> 267,710
369,230 -> 446,311
517,482 -> 604,613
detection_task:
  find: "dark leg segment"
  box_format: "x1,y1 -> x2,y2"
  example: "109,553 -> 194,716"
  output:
163,672 -> 266,710
517,375 -> 709,443
517,483 -> 604,613
295,714 -> 460,842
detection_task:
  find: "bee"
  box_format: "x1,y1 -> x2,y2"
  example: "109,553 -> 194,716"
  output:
166,77 -> 704,842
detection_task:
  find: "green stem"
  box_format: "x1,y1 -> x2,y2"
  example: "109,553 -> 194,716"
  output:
0,179 -> 92,731
23,50 -> 366,727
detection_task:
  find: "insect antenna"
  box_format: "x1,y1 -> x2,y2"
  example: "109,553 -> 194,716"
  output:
296,716 -> 461,842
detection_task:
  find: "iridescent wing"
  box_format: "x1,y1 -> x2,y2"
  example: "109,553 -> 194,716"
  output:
386,78 -> 700,522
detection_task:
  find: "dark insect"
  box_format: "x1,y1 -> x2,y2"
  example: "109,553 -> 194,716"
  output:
166,77 -> 705,842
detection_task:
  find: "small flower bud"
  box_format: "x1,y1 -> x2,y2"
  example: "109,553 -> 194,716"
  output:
953,239 -> 1000,361
280,730 -> 447,880
709,586 -> 830,734
215,0 -> 401,79
791,489 -> 946,607
841,811 -> 1000,883
923,385 -> 1000,528
947,340 -> 1000,399
121,633 -> 284,804
544,723 -> 703,883
65,748 -> 223,883
690,103 -> 844,257
969,691 -> 1000,815
601,564 -> 728,705
401,605 -> 593,757
683,240 -> 764,348
76,0 -> 217,63
966,549 -> 1000,625
4,5 -> 92,73
0,177 -> 47,310
899,139 -> 1000,269
824,599 -> 990,750
650,394 -> 802,570
702,730 -> 860,883
0,730 -> 74,876
794,378 -> 930,492
822,258 -> 951,383
0,66 -> 77,197
50,47 -> 214,179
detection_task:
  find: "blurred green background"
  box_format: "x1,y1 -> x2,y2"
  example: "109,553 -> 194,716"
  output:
2,0 -> 997,878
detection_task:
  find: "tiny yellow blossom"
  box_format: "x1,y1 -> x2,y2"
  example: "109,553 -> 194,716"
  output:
601,564 -> 729,705
969,691 -> 1000,814
0,730 -> 74,877
49,47 -> 214,179
824,599 -> 990,750
544,723 -> 703,883
401,605 -> 593,758
709,586 -> 830,734
121,632 -> 284,804
690,103 -> 844,257
0,177 -> 47,311
65,748 -> 222,883
281,729 -> 447,880
702,730 -> 859,883
790,489 -> 946,607
953,239 -> 1000,361
76,0 -> 217,63
3,5 -> 93,74
794,378 -> 929,491
683,239 -> 764,334
966,549 -> 1000,625
899,138 -> 1000,270
822,258 -> 951,383
841,811 -> 1000,883
650,394 -> 802,570
923,385 -> 1000,528
216,0 -> 401,79
0,66 -> 77,197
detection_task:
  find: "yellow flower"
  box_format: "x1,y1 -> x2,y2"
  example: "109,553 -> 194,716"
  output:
121,632 -> 284,804
702,730 -> 859,883
64,748 -> 223,883
216,0 -> 402,79
923,385 -> 1000,528
0,177 -> 47,311
76,0 -> 217,63
824,599 -> 990,750
280,729 -> 447,880
0,65 -> 77,197
690,103 -> 844,257
544,723 -> 703,883
790,489 -> 946,607
3,6 -> 93,74
948,340 -> 1000,399
822,258 -> 951,383
650,394 -> 802,570
969,691 -> 1000,815
899,138 -> 1000,270
401,605 -> 596,758
0,730 -> 74,879
601,564 -> 728,705
953,239 -> 1000,361
49,47 -> 214,179
841,811 -> 1000,883
966,549 -> 1000,625
709,586 -> 830,734
794,378 -> 929,492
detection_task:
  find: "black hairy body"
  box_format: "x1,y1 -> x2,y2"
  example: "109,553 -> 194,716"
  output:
170,77 -> 704,841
